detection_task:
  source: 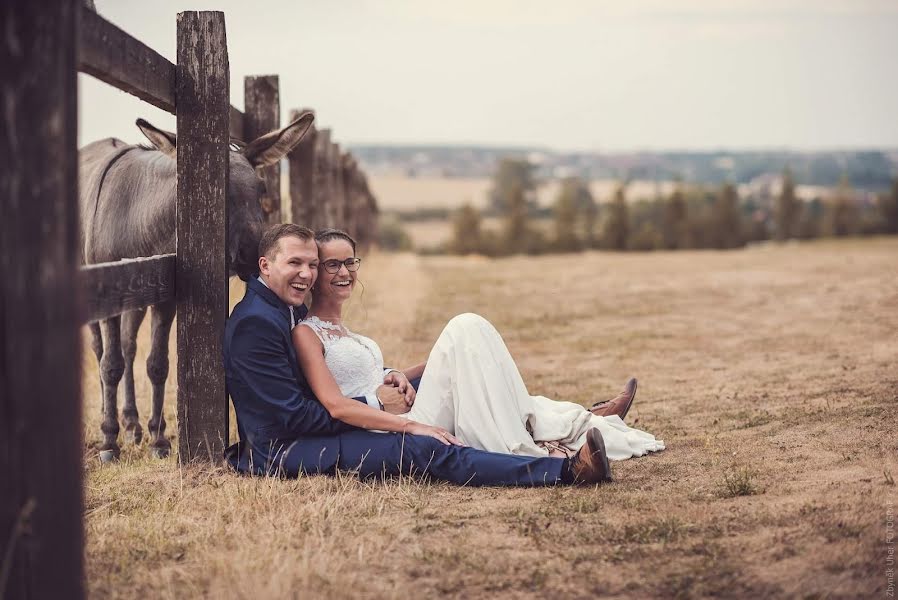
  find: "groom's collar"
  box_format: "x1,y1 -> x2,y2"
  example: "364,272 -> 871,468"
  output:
247,276 -> 289,318
246,276 -> 308,322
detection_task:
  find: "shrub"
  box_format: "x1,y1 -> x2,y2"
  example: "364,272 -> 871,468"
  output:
377,216 -> 412,251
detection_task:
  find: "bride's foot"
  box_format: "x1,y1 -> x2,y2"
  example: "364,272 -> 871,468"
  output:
590,377 -> 637,420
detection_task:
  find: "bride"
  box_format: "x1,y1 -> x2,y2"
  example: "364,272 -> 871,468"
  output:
292,229 -> 664,482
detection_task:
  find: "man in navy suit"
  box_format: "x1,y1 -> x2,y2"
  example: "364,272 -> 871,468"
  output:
224,224 -> 609,485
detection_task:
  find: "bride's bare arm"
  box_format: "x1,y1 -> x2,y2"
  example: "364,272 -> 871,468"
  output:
292,326 -> 461,444
401,362 -> 426,382
382,361 -> 426,408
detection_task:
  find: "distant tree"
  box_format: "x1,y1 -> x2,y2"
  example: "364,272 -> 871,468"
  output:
601,184 -> 629,251
629,222 -> 663,251
775,167 -> 798,241
796,198 -> 822,239
489,158 -> 537,214
377,216 -> 412,251
582,194 -> 599,248
823,174 -> 860,236
879,177 -> 898,234
502,184 -> 532,254
450,203 -> 483,254
552,178 -> 588,252
710,183 -> 744,249
563,177 -> 598,248
661,183 -> 688,249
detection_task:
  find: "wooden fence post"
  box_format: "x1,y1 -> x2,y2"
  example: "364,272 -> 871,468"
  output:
288,107 -> 317,228
244,75 -> 281,224
332,143 -> 346,228
176,11 -> 230,462
341,153 -> 358,239
357,172 -> 379,253
0,1 -> 84,598
314,128 -> 333,228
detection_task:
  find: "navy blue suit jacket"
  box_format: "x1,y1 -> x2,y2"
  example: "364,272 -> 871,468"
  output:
224,278 -> 362,469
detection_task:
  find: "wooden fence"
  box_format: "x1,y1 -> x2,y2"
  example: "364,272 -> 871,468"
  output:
286,116 -> 378,249
1,3 -> 379,596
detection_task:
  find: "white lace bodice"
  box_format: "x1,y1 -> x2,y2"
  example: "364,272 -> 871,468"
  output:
298,316 -> 384,398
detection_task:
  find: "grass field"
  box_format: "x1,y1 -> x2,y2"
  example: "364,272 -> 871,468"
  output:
81,238 -> 897,598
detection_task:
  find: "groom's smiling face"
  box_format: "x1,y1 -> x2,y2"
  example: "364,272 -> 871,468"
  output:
258,236 -> 319,306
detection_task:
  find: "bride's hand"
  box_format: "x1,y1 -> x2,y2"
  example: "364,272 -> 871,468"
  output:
405,421 -> 465,446
384,371 -> 416,406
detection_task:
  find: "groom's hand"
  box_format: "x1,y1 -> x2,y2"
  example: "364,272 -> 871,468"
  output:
384,371 -> 416,406
377,384 -> 412,415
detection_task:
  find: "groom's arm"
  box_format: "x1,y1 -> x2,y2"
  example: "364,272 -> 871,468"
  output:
230,315 -> 358,437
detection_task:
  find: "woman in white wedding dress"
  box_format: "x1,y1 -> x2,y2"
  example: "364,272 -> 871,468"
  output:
292,229 -> 664,471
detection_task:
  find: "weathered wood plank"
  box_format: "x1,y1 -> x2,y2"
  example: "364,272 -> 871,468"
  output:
78,6 -> 177,113
80,254 -> 175,323
288,107 -> 317,228
341,153 -> 358,239
356,170 -> 379,252
314,128 -> 333,228
0,1 -> 84,598
332,142 -> 346,228
176,11 -> 230,463
229,105 -> 245,141
78,8 -> 245,137
244,75 -> 280,223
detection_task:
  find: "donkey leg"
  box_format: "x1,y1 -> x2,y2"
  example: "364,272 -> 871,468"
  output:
146,300 -> 175,459
99,316 -> 125,462
89,322 -> 105,417
121,308 -> 147,445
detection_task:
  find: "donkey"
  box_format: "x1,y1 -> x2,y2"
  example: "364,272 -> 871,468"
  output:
80,112 -> 314,461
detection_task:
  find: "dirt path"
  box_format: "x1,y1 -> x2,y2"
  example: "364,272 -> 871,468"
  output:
82,238 -> 897,598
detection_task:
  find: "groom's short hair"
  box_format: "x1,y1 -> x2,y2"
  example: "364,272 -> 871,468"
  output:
259,224 -> 315,260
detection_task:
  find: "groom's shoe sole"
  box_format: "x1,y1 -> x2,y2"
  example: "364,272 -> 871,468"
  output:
571,428 -> 613,484
589,429 -> 613,483
590,377 -> 637,420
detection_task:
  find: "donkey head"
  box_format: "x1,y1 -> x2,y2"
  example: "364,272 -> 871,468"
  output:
136,111 -> 315,280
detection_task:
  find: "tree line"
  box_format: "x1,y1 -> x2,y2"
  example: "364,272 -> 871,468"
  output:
448,159 -> 898,255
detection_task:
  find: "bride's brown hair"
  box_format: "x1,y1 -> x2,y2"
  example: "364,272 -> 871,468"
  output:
314,228 -> 357,252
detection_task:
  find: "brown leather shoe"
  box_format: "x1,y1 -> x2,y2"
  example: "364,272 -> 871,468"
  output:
590,377 -> 637,420
569,428 -> 612,484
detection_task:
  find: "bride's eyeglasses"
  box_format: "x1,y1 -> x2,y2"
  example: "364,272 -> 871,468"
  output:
322,257 -> 362,274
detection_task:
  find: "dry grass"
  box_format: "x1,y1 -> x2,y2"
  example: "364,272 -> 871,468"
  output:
81,238 -> 898,599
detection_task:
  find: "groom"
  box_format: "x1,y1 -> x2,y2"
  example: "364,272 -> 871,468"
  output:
223,224 -> 611,485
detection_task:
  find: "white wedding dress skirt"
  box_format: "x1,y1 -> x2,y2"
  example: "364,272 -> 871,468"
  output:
405,313 -> 665,460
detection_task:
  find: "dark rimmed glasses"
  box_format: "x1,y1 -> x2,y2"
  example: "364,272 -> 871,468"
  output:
322,257 -> 362,274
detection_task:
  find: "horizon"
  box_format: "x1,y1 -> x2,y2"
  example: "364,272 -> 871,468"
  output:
79,1 -> 898,152
345,142 -> 898,154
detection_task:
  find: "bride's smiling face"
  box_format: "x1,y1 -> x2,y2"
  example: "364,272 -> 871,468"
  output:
314,239 -> 358,304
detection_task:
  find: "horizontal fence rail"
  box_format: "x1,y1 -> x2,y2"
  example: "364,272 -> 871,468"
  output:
78,6 -> 244,138
78,7 -> 176,112
80,254 -> 175,323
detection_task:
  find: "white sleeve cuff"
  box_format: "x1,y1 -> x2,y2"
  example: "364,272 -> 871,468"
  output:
364,394 -> 383,410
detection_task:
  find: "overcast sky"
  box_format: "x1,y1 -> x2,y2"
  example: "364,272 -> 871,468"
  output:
79,0 -> 898,152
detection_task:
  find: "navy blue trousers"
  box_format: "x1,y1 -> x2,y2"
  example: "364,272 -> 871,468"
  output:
226,429 -> 568,487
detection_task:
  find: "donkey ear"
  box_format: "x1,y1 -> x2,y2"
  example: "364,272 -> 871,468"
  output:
136,119 -> 177,158
243,111 -> 315,169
